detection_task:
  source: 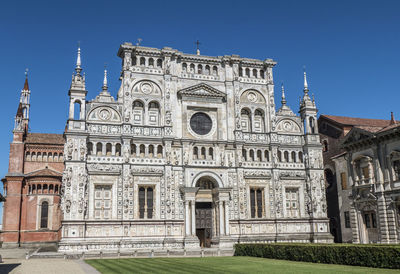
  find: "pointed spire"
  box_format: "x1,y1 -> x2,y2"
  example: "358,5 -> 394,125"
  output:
75,43 -> 82,74
390,112 -> 396,125
303,67 -> 309,94
281,83 -> 287,106
23,68 -> 29,90
102,67 -> 108,91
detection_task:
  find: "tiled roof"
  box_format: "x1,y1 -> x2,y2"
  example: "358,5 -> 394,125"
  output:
26,167 -> 62,178
321,115 -> 393,128
25,133 -> 64,145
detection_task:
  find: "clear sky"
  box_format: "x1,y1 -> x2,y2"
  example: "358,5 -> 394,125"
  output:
0,0 -> 399,221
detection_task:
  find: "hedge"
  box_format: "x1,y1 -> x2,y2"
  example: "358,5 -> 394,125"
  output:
234,243 -> 400,269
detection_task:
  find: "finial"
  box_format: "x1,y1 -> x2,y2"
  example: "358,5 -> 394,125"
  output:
25,68 -> 28,78
23,68 -> 29,90
136,38 -> 142,46
76,42 -> 82,74
303,66 -> 309,93
195,40 -> 201,55
281,82 -> 287,106
103,64 -> 108,90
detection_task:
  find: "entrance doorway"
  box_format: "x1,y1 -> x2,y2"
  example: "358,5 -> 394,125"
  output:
196,202 -> 212,248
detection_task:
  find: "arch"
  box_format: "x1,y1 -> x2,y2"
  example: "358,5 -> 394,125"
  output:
193,147 -> 199,160
298,151 -> 303,163
32,184 -> 36,194
198,64 -> 203,74
131,143 -> 137,155
264,150 -> 269,162
148,58 -> 154,67
55,185 -> 59,194
190,63 -> 195,73
140,57 -> 146,66
182,63 -> 187,72
192,171 -> 223,188
157,59 -> 162,68
322,140 -> 329,152
148,101 -> 160,126
96,143 -> 103,156
53,152 -> 58,161
48,152 -> 53,162
309,117 -> 316,134
291,151 -> 297,163
257,150 -> 262,161
148,145 -> 154,157
252,69 -> 257,78
284,151 -> 289,162
132,100 -> 145,125
37,152 -> 42,161
201,147 -> 206,160
73,101 -> 81,120
40,201 -> 49,229
278,151 -> 282,162
242,148 -> 247,161
245,68 -> 250,77
106,143 -> 112,156
115,143 -> 121,156
241,108 -> 251,132
32,152 -> 36,161
205,65 -> 210,75
59,153 -> 63,161
132,56 -> 137,66
212,66 -> 218,76
254,109 -> 265,133
260,70 -> 265,79
43,184 -> 48,194
249,149 -> 255,161
42,152 -> 47,161
239,89 -> 266,104
49,184 -> 54,193
87,142 -> 93,155
208,147 -> 214,160
157,145 -> 163,158
139,144 -> 145,157
26,151 -> 31,161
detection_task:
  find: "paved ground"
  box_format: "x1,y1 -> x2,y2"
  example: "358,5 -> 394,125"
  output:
0,258 -> 100,274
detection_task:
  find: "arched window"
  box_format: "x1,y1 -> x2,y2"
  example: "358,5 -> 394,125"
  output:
59,153 -> 63,161
55,185 -> 59,194
182,63 -> 187,72
198,64 -> 203,74
132,100 -> 144,125
239,68 -> 243,77
213,66 -> 218,76
205,65 -> 210,75
148,145 -> 154,158
140,144 -> 145,158
131,144 -> 137,155
254,109 -> 265,133
42,152 -> 47,161
31,152 -> 36,161
190,63 -> 195,73
299,151 -> 303,163
37,152 -> 42,161
32,184 -> 36,194
43,184 -> 48,194
250,150 -> 255,161
208,147 -> 214,160
245,68 -> 250,77
257,150 -> 262,161
284,151 -> 289,162
278,151 -> 282,162
115,144 -> 121,156
253,69 -> 257,78
242,148 -> 247,161
309,117 -> 316,134
148,101 -> 160,126
87,143 -> 93,155
40,201 -> 48,229
140,57 -> 146,66
241,109 -> 251,132
49,184 -> 54,193
292,151 -> 297,163
132,56 -> 137,66
157,59 -> 162,68
157,145 -> 163,158
73,101 -> 81,120
26,152 -> 31,161
193,147 -> 198,160
201,147 -> 206,160
260,70 -> 265,79
264,150 -> 269,162
48,152 -> 52,162
106,143 -> 112,156
323,140 -> 329,152
97,143 -> 103,156
53,152 -> 58,161
148,58 -> 154,67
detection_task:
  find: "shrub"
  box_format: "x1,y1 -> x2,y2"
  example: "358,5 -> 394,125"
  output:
234,243 -> 400,269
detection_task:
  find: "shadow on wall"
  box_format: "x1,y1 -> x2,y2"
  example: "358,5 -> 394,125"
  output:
0,263 -> 21,273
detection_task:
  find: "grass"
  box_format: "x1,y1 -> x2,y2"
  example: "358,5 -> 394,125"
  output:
85,256 -> 400,274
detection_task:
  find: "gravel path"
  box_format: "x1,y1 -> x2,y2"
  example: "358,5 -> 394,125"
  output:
0,258 -> 100,274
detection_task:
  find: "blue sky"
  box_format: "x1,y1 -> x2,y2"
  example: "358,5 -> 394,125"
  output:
0,0 -> 399,221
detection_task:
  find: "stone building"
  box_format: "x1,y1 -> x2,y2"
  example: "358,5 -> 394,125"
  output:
1,76 -> 64,247
319,114 -> 400,243
58,43 -> 332,252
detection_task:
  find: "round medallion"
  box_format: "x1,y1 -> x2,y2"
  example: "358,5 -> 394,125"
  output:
99,109 -> 111,120
190,112 -> 212,135
140,82 -> 153,94
283,121 -> 292,131
247,91 -> 257,102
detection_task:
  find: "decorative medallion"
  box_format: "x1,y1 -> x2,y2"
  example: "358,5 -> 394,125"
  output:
247,91 -> 257,102
283,121 -> 292,131
190,112 -> 212,135
99,109 -> 111,120
140,82 -> 153,94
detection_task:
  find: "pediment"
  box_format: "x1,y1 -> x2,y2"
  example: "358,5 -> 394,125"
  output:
341,127 -> 373,146
87,106 -> 122,124
178,83 -> 226,100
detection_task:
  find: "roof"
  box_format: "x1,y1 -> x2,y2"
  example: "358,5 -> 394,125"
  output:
25,133 -> 64,145
23,77 -> 29,90
26,167 -> 62,178
320,115 -> 394,128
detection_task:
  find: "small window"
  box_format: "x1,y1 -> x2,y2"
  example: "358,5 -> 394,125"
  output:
344,211 -> 351,228
322,140 -> 329,152
250,188 -> 264,218
340,172 -> 347,190
40,201 -> 49,229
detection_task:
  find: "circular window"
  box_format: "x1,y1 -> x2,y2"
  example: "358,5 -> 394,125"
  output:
190,112 -> 212,135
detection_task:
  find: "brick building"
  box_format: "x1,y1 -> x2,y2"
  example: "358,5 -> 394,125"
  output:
1,76 -> 65,247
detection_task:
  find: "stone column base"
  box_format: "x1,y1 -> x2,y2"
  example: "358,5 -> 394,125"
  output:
211,236 -> 234,248
184,236 -> 200,249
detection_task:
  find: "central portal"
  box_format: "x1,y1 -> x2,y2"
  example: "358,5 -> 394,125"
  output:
196,202 -> 212,248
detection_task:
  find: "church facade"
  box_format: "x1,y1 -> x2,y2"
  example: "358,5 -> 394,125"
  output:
59,43 -> 332,252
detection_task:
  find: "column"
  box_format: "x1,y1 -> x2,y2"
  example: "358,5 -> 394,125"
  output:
191,200 -> 196,236
219,201 -> 224,236
185,201 -> 190,236
112,144 -> 116,156
224,201 -> 230,235
93,142 -> 97,155
102,143 -> 106,156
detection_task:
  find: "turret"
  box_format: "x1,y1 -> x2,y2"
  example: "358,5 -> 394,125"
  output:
299,70 -> 318,137
14,71 -> 31,133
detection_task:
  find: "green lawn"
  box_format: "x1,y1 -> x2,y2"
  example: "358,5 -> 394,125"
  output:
85,256 -> 400,274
